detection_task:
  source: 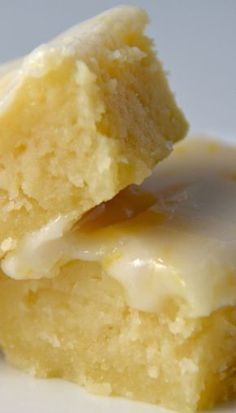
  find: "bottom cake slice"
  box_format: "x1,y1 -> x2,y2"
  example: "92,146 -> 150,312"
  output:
0,139 -> 236,412
0,263 -> 236,412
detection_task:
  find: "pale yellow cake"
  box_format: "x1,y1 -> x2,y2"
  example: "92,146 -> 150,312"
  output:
0,6 -> 188,266
1,139 -> 236,412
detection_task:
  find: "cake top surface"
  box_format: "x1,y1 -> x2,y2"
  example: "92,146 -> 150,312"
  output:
0,6 -> 147,110
0,5 -> 148,107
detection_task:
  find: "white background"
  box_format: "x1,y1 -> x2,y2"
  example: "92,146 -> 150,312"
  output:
0,1 -> 236,412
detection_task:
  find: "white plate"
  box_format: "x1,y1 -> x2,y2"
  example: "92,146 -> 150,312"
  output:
0,1 -> 236,412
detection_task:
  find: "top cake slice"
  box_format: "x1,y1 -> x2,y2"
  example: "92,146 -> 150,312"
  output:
0,6 -> 188,264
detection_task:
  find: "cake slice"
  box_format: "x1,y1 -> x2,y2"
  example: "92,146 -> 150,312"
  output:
0,139 -> 236,412
0,5 -> 188,269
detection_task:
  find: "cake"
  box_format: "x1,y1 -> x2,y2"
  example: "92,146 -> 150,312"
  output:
0,139 -> 236,412
0,5 -> 188,270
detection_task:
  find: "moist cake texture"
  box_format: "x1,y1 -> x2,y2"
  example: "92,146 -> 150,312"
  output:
1,139 -> 236,412
0,5 -> 188,266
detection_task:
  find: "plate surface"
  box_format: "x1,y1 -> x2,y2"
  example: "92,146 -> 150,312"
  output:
0,1 -> 236,412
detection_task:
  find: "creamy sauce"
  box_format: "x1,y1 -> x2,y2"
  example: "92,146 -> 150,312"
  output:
2,138 -> 236,317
